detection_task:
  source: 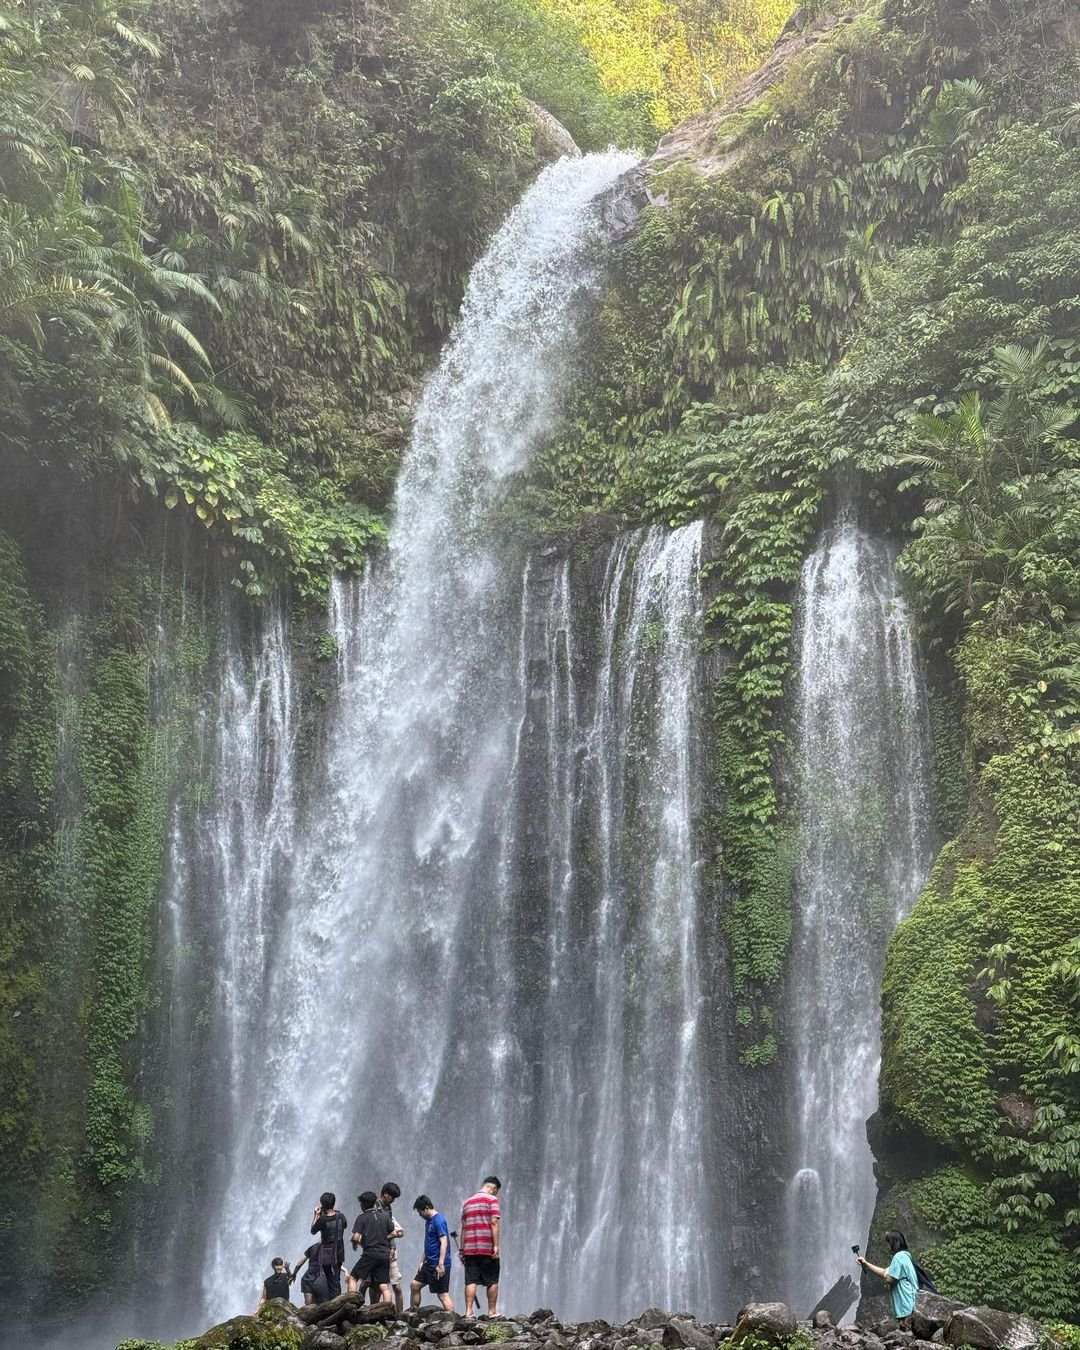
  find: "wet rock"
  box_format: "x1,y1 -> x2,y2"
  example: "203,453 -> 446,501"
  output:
636,1311 -> 674,1332
197,1315 -> 303,1349
730,1304 -> 797,1346
945,1309 -> 1041,1350
662,1318 -> 714,1350
305,1332 -> 348,1350
523,100 -> 581,162
814,1314 -> 834,1331
912,1297 -> 967,1341
531,1312 -> 557,1324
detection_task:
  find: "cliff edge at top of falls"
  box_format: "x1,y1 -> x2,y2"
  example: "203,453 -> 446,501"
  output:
646,7 -> 859,182
157,1291 -> 1059,1350
602,7 -> 857,234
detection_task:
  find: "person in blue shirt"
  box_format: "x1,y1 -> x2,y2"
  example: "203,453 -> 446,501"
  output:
858,1230 -> 918,1322
409,1195 -> 455,1312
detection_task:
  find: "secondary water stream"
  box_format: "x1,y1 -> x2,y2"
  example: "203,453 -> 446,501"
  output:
784,516 -> 933,1312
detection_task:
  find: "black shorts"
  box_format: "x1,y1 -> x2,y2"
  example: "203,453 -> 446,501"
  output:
463,1255 -> 500,1287
352,1252 -> 390,1286
414,1261 -> 451,1295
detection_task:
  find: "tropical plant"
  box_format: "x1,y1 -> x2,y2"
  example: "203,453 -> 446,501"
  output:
899,342 -> 1080,625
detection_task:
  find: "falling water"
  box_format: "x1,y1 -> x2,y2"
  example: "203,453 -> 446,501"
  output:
784,516 -> 933,1312
184,150 -> 721,1326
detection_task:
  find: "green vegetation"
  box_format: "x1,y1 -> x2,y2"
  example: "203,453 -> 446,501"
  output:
3,0 -> 1080,1329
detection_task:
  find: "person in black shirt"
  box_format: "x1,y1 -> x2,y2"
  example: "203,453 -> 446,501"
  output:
257,1256 -> 292,1311
349,1190 -> 394,1302
292,1242 -> 327,1305
311,1191 -> 348,1300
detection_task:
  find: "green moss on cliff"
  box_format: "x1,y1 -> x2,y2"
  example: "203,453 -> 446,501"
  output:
877,626 -> 1080,1319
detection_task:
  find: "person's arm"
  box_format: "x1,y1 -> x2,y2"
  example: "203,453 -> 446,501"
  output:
311,1208 -> 322,1236
437,1232 -> 449,1273
491,1214 -> 500,1258
257,1283 -> 267,1310
290,1254 -> 308,1283
857,1256 -> 895,1284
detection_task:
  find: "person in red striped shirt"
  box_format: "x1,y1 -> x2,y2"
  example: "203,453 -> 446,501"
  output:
459,1176 -> 502,1318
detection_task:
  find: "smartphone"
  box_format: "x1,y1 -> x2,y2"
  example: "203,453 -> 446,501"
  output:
851,1245 -> 860,1255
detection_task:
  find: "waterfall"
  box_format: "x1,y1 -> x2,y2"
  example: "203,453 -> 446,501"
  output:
521,523 -> 713,1319
784,516 -> 933,1312
152,601 -> 299,1291
187,151 -> 732,1326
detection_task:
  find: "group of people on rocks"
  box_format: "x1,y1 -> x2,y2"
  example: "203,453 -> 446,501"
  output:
258,1177 -> 503,1320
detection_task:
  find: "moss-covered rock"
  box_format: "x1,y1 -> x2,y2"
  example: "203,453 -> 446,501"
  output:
194,1314 -> 303,1350
872,628 -> 1080,1321
345,1328 -> 389,1348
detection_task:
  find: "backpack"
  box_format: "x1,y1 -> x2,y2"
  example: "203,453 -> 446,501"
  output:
913,1260 -> 938,1293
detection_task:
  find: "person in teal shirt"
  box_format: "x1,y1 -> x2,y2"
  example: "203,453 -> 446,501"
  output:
858,1230 -> 918,1320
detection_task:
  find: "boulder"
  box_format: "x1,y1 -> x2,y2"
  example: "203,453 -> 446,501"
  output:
259,1299 -> 307,1332
813,1313 -> 834,1331
304,1333 -> 347,1350
944,1308 -> 1042,1350
730,1304 -> 797,1347
662,1319 -> 715,1350
912,1297 -> 967,1341
523,100 -> 581,162
578,1322 -> 614,1338
635,1311 -> 673,1331
530,1313 -> 557,1325
196,1315 -> 303,1349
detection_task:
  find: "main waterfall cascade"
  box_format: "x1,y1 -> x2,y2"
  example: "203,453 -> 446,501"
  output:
137,154 -> 941,1342
149,150 -> 718,1328
784,519 -> 934,1313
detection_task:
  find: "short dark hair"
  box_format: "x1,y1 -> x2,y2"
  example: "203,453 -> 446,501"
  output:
359,1190 -> 377,1210
271,1256 -> 285,1267
413,1194 -> 433,1213
483,1176 -> 502,1192
320,1191 -> 336,1209
885,1230 -> 909,1254
381,1182 -> 401,1201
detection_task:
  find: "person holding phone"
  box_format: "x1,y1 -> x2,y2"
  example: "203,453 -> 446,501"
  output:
310,1191 -> 348,1300
857,1230 -> 918,1324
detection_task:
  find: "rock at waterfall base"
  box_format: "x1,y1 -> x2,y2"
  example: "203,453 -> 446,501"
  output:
943,1308 -> 1042,1350
729,1303 -> 798,1345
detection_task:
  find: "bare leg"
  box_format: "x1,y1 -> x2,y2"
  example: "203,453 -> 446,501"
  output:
464,1283 -> 477,1318
410,1279 -> 423,1309
393,1282 -> 404,1315
348,1275 -> 359,1294
487,1282 -> 499,1317
379,1282 -> 393,1304
438,1291 -> 456,1313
